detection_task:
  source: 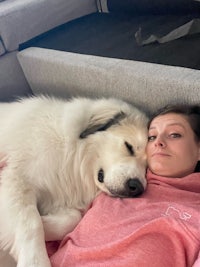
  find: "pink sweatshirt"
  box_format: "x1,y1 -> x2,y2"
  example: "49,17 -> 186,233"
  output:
49,170 -> 200,267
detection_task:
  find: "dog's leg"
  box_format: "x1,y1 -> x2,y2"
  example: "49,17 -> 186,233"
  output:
0,168 -> 51,267
42,208 -> 82,241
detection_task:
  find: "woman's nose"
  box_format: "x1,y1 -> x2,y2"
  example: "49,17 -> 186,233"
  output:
155,136 -> 165,147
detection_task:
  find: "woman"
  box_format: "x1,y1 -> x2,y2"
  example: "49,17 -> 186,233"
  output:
147,104 -> 200,176
48,104 -> 200,267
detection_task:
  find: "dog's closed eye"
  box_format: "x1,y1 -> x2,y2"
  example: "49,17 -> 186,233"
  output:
125,141 -> 134,156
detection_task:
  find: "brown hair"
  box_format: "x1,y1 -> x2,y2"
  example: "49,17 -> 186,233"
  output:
148,104 -> 200,172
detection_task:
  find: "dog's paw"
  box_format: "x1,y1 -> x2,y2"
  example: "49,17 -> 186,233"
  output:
42,208 -> 82,241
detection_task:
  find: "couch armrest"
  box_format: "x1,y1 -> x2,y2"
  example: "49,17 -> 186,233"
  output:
0,0 -> 97,52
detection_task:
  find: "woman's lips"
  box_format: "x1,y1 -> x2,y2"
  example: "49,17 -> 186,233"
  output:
151,152 -> 170,157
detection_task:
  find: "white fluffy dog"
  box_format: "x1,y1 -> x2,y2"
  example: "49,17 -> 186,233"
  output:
0,96 -> 148,267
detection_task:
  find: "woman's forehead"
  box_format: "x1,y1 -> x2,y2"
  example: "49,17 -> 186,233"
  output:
149,113 -> 190,130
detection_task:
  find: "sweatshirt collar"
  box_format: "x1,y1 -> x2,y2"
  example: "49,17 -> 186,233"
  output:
147,169 -> 200,193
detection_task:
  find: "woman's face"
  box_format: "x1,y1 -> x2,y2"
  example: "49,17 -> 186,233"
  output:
146,113 -> 200,177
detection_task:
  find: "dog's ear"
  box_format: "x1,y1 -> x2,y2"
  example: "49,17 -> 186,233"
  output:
80,112 -> 126,139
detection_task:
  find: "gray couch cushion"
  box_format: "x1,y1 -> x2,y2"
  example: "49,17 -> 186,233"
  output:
0,51 -> 32,102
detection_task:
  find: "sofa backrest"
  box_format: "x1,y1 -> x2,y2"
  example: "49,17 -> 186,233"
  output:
17,47 -> 200,114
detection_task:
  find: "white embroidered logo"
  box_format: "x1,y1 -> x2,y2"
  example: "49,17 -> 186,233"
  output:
162,205 -> 192,221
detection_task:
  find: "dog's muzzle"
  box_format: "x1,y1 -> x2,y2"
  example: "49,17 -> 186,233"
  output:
126,178 -> 144,197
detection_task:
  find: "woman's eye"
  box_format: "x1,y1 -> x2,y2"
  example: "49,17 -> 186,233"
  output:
170,133 -> 182,138
148,136 -> 156,142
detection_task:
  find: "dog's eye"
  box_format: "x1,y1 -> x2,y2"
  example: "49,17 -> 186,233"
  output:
125,141 -> 134,156
98,169 -> 104,183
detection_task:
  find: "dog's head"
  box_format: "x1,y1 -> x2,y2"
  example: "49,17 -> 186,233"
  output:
79,98 -> 148,198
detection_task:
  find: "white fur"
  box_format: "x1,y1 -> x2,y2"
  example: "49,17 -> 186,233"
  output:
0,96 -> 148,267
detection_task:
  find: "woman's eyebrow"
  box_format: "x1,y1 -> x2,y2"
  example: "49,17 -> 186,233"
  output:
149,122 -> 186,130
148,126 -> 156,130
165,122 -> 185,128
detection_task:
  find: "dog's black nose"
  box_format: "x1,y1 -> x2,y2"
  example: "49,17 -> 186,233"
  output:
126,178 -> 144,197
